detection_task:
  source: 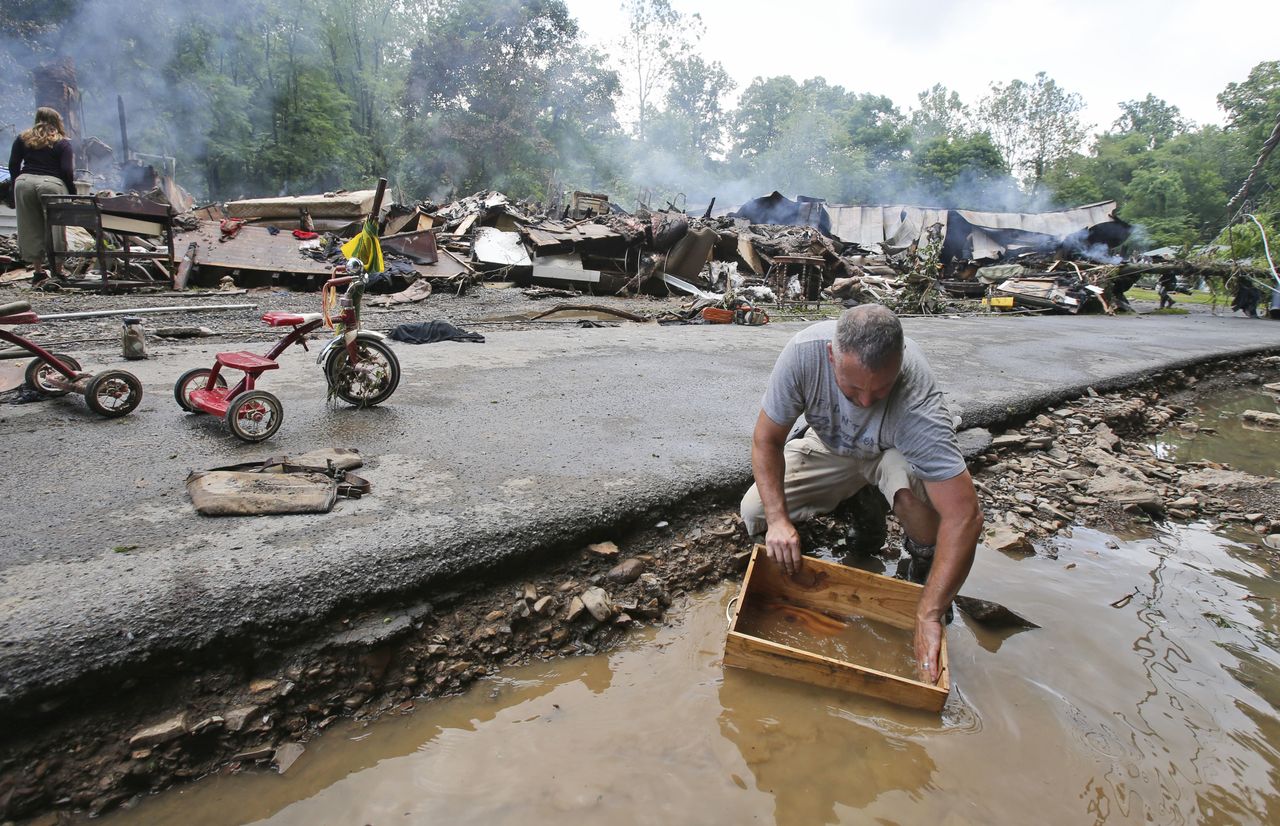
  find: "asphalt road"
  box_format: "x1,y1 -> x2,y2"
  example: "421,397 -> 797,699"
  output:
2,312 -> 1279,710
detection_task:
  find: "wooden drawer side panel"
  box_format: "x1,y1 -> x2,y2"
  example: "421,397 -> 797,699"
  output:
725,631 -> 947,713
748,553 -> 922,630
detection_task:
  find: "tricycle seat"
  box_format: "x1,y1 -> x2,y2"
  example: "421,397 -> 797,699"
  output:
215,351 -> 279,372
262,311 -> 323,327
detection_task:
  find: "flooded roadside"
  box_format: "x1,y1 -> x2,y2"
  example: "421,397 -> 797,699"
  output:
105,519 -> 1280,825
10,353 -> 1278,824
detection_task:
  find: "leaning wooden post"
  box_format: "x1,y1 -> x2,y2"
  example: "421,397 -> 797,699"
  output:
370,177 -> 388,232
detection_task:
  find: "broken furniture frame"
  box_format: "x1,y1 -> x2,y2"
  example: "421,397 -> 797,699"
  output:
41,193 -> 176,288
766,254 -> 827,308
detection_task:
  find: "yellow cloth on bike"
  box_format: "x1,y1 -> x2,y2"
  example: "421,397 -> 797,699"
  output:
341,219 -> 384,273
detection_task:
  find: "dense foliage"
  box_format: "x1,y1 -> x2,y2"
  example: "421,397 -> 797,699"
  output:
2,0 -> 1277,249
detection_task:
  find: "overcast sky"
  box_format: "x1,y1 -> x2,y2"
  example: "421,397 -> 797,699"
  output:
563,0 -> 1278,136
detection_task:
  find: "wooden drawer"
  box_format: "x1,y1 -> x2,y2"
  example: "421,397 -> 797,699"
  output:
724,547 -> 950,712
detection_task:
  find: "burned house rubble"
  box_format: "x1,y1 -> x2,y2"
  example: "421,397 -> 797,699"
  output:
3,173 -> 1272,318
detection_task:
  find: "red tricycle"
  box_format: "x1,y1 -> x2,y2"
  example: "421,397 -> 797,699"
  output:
0,300 -> 144,417
173,259 -> 401,442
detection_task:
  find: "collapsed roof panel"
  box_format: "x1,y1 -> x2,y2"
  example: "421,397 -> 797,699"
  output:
827,206 -> 885,249
824,199 -> 1125,263
951,201 -> 1118,237
473,227 -> 532,269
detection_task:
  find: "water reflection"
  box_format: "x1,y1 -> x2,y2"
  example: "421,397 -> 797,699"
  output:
717,667 -> 937,825
1150,388 -> 1280,477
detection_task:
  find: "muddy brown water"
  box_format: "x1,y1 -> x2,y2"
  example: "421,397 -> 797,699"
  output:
103,518 -> 1280,825
736,599 -> 920,681
1151,387 -> 1280,477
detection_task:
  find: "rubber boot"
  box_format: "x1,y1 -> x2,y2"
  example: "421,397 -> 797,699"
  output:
897,537 -> 953,624
836,487 -> 890,557
902,536 -> 934,584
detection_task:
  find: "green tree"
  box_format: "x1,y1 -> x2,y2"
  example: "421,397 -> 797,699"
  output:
911,83 -> 973,140
1152,127 -> 1241,234
1113,94 -> 1189,149
617,0 -> 701,142
649,55 -> 734,156
263,67 -> 364,191
1125,166 -> 1189,218
979,71 -> 1087,191
911,133 -> 1008,198
1218,60 -> 1280,218
841,90 -> 909,165
752,105 -> 873,202
1041,152 -> 1105,206
400,0 -> 619,198
1219,61 -> 1280,134
732,75 -> 800,161
315,0 -> 424,183
543,45 -> 623,190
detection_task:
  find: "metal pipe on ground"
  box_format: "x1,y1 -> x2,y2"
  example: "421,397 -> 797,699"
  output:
36,304 -> 257,321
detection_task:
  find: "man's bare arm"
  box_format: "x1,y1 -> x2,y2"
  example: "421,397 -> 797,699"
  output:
751,410 -> 802,574
914,470 -> 983,682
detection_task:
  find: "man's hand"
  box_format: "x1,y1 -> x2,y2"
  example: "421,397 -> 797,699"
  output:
751,410 -> 803,576
765,518 -> 802,576
914,616 -> 944,683
912,470 -> 982,685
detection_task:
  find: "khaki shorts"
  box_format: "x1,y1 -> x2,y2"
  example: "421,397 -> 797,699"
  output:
740,429 -> 929,536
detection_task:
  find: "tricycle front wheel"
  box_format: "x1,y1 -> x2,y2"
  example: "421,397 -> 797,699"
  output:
24,353 -> 82,397
225,389 -> 283,442
326,336 -> 400,407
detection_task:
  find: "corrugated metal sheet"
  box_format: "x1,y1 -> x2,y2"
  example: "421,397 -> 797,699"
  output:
826,200 -> 1117,255
951,201 -> 1116,237
0,206 -> 16,234
827,205 -> 884,248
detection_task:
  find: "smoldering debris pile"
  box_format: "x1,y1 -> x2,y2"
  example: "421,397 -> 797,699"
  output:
8,179 -> 1273,318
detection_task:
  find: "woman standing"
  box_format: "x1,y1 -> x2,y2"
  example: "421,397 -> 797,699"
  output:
8,107 -> 76,276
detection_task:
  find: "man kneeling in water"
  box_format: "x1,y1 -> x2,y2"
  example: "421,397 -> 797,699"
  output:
740,305 -> 983,682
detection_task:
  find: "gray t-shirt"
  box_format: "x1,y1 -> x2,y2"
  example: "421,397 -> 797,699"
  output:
761,321 -> 965,482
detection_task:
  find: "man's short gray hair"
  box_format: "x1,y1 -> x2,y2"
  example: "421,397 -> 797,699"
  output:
832,305 -> 904,370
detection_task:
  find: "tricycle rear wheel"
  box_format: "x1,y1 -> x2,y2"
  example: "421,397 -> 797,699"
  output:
85,370 -> 143,418
24,354 -> 82,397
174,367 -> 228,412
225,389 -> 283,442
